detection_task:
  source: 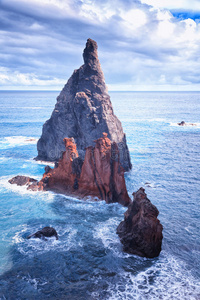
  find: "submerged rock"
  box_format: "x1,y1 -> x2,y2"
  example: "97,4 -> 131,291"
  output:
117,187 -> 163,258
40,133 -> 131,206
36,38 -> 131,171
27,227 -> 58,240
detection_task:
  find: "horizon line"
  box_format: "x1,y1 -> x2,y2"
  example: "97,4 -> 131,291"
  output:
1,89 -> 200,93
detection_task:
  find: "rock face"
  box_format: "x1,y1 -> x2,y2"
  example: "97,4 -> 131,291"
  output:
27,227 -> 58,240
40,133 -> 131,206
117,187 -> 163,258
9,134 -> 131,206
36,38 -> 131,171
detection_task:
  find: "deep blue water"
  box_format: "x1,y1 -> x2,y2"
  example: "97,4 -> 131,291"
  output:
0,91 -> 199,299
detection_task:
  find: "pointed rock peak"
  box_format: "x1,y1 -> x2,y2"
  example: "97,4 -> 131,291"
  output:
83,38 -> 99,65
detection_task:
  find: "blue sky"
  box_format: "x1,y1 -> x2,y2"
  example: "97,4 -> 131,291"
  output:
1,0 -> 200,91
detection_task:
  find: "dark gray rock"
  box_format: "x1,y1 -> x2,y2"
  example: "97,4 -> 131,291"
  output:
9,175 -> 37,186
8,175 -> 41,191
27,227 -> 58,240
178,121 -> 186,126
36,38 -> 131,171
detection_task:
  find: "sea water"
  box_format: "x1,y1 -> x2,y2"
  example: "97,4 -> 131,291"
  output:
0,91 -> 199,299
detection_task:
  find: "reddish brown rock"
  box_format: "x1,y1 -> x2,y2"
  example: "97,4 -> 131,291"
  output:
117,187 -> 163,258
9,134 -> 131,206
39,133 -> 131,206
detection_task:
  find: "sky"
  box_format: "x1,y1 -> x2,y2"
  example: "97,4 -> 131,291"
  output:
1,0 -> 200,91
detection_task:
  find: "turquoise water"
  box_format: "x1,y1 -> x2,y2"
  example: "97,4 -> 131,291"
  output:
0,91 -> 199,299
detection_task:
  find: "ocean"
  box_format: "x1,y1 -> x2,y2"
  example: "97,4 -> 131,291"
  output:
0,91 -> 199,299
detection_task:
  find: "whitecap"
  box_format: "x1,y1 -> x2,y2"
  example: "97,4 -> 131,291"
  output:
107,252 -> 200,300
0,175 -> 40,196
0,156 -> 10,163
31,159 -> 55,167
93,217 -> 131,258
16,225 -> 78,257
0,136 -> 38,149
144,182 -> 161,189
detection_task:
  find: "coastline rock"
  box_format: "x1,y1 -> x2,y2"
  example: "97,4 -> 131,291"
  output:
27,227 -> 58,240
117,187 -> 163,258
36,38 -> 131,171
40,133 -> 131,206
9,134 -> 131,206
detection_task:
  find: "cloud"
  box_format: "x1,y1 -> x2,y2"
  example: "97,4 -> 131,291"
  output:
0,0 -> 200,90
140,0 -> 200,10
0,67 -> 66,89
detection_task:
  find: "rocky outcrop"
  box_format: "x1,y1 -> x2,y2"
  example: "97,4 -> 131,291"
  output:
27,227 -> 58,240
9,134 -> 131,206
9,175 -> 37,186
178,121 -> 197,126
117,187 -> 163,258
9,175 -> 43,191
36,38 -> 131,171
40,133 -> 131,206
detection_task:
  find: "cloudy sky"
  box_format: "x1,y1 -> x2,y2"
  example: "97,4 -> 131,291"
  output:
1,0 -> 200,91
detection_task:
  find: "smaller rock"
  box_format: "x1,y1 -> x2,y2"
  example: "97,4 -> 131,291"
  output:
117,187 -> 163,258
8,175 -> 43,191
27,227 -> 58,240
178,121 -> 186,126
9,175 -> 38,186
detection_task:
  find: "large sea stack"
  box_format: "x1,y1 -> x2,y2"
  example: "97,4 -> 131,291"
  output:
117,188 -> 163,258
36,38 -> 131,171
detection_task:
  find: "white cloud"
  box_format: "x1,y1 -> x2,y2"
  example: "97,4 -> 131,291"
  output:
140,0 -> 200,10
0,67 -> 65,88
121,9 -> 147,32
1,0 -> 200,90
1,0 -> 76,19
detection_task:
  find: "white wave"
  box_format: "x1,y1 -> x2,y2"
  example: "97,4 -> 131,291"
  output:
0,156 -> 11,163
21,273 -> 48,290
107,252 -> 200,300
0,136 -> 38,149
93,217 -> 131,258
149,118 -> 167,122
16,225 -> 78,257
144,182 -> 161,189
31,159 -> 55,167
0,175 -> 40,196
